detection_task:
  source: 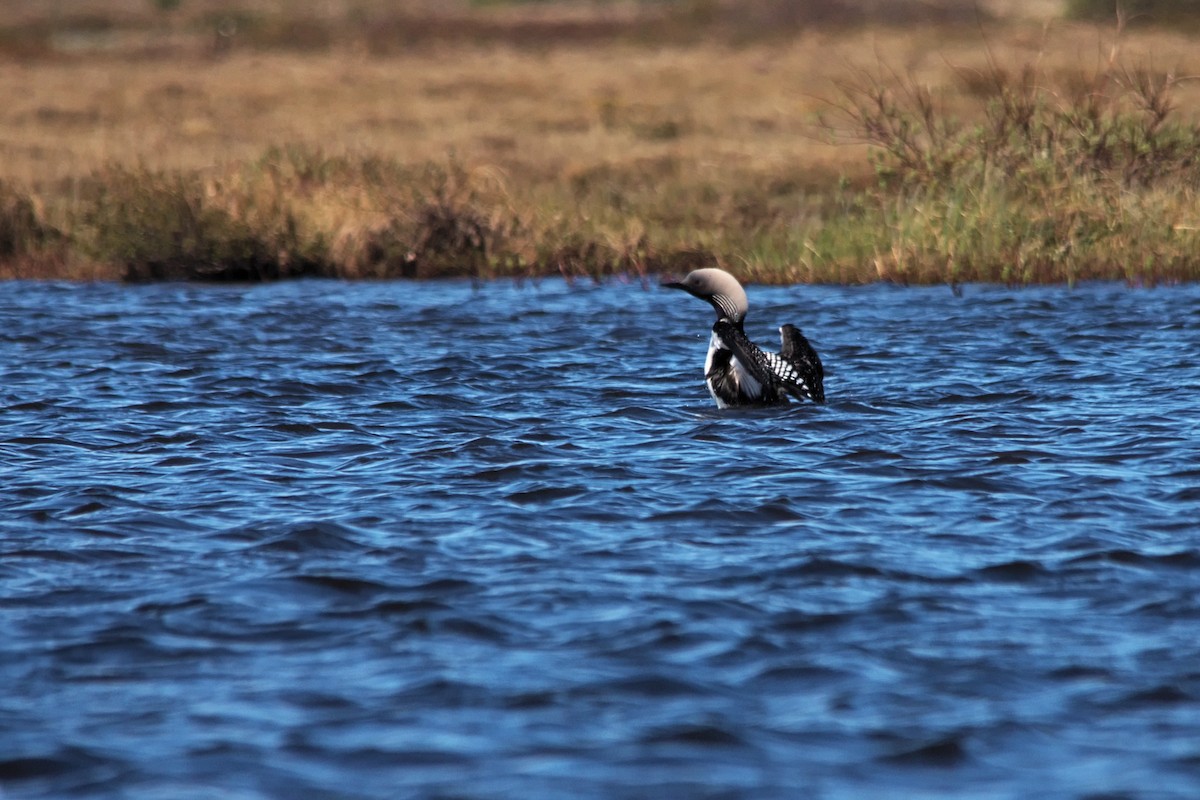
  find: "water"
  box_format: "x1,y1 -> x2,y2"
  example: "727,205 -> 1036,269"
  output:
2,278 -> 1199,799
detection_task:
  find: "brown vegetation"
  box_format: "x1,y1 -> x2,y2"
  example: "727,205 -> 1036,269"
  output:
2,1 -> 1200,283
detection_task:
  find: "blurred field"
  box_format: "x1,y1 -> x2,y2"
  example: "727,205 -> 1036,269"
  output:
3,0 -> 1200,283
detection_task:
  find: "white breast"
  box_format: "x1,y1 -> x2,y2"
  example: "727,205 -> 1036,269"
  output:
703,330 -> 721,377
704,330 -> 762,407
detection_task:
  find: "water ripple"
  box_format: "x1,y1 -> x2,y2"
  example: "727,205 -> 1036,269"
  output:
1,280 -> 1199,798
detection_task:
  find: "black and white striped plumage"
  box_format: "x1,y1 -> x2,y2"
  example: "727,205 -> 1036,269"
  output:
665,268 -> 825,409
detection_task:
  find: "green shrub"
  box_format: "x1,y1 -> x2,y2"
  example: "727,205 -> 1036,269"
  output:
819,58 -> 1200,284
1066,0 -> 1200,26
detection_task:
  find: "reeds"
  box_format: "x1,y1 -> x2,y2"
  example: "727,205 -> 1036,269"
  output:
23,150 -> 717,282
9,75 -> 1200,285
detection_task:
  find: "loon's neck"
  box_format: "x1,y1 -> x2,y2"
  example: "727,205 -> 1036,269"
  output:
717,316 -> 746,333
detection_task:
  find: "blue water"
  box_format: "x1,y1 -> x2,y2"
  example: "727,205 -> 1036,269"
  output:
2,278 -> 1199,799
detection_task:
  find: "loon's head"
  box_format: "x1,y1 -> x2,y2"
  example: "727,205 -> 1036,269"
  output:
663,268 -> 749,324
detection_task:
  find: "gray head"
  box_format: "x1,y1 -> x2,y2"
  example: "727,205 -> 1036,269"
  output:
663,267 -> 749,324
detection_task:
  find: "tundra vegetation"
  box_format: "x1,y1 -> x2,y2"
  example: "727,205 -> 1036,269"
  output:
2,0 -> 1199,284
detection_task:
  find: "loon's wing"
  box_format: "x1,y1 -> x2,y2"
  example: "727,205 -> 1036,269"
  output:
775,324 -> 825,403
712,320 -> 785,401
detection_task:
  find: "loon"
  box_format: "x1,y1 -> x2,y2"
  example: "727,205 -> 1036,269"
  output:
664,268 -> 825,409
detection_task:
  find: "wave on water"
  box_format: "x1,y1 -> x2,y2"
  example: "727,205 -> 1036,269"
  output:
1,280 -> 1199,798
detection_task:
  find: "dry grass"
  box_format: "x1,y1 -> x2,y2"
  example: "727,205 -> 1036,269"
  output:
3,0 -> 1200,283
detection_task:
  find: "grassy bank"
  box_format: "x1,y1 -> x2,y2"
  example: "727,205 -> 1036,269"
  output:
3,1 -> 1200,284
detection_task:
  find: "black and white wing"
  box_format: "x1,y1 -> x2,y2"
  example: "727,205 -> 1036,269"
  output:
772,324 -> 825,403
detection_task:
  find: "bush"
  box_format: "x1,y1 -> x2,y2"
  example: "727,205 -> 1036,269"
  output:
0,183 -> 56,260
73,166 -> 329,281
1066,0 -> 1200,26
819,55 -> 1200,284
